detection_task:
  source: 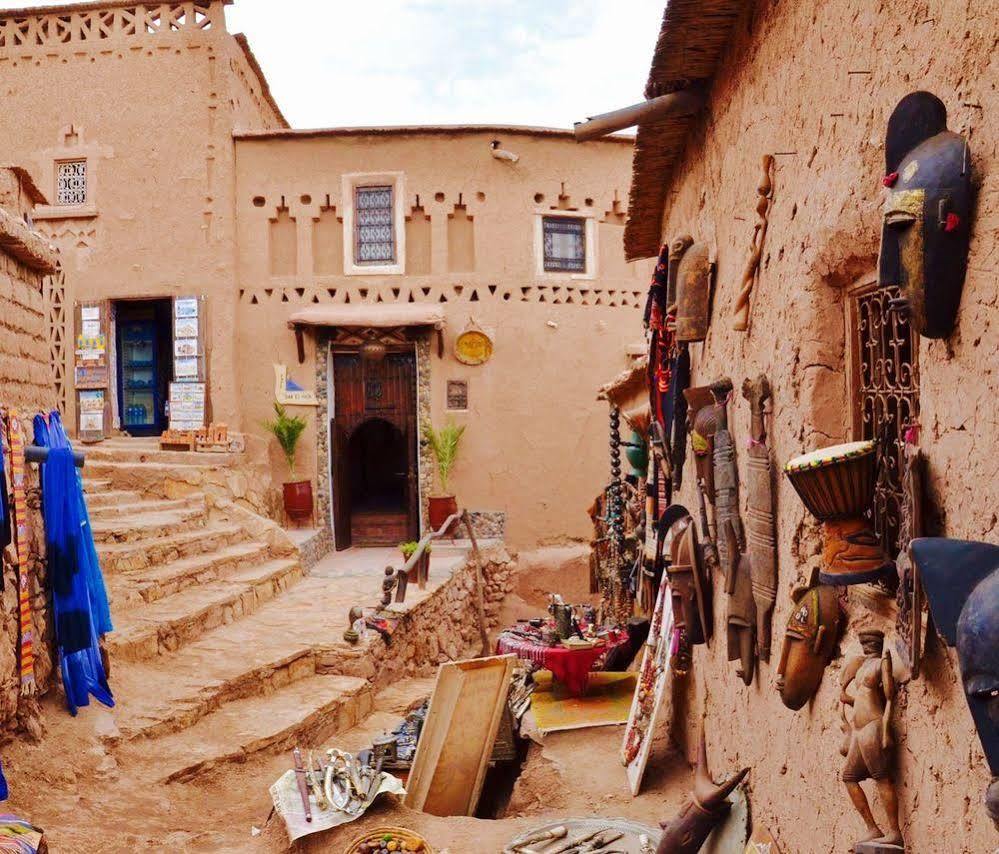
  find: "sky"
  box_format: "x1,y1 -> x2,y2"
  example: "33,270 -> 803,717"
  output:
12,0 -> 665,129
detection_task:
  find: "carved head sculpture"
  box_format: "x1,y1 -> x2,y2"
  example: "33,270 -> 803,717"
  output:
913,537 -> 999,824
878,91 -> 972,339
776,580 -> 842,710
683,386 -> 717,502
666,511 -> 712,647
671,240 -> 713,343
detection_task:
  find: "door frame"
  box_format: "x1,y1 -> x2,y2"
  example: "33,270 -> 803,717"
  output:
327,338 -> 420,550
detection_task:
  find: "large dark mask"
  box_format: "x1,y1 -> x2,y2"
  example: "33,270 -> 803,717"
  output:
670,238 -> 713,343
878,91 -> 972,339
913,538 -> 999,825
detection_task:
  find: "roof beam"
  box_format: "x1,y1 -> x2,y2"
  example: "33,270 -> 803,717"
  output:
573,87 -> 704,142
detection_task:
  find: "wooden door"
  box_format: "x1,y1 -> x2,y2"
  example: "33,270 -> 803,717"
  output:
331,347 -> 419,548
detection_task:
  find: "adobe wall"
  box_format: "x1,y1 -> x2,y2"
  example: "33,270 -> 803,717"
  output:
234,131 -> 652,548
641,1 -> 996,850
0,177 -> 60,733
0,1 -> 283,430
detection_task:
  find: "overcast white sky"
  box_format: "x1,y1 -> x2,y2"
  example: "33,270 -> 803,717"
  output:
12,0 -> 664,129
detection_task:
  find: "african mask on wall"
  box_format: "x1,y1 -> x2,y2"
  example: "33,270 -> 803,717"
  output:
912,538 -> 999,826
879,91 -> 972,339
672,240 -> 713,343
667,512 -> 713,648
776,580 -> 842,710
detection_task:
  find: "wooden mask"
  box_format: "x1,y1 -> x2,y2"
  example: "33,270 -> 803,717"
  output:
776,580 -> 842,710
674,241 -> 713,343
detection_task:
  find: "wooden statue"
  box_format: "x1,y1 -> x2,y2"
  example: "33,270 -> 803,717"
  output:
732,154 -> 775,332
683,385 -> 717,503
710,378 -> 742,579
741,374 -> 777,661
657,729 -> 749,854
724,520 -> 756,686
840,630 -> 904,852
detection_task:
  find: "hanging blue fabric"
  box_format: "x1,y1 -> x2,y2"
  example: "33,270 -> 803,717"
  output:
0,761 -> 7,801
33,414 -> 113,715
37,413 -> 112,634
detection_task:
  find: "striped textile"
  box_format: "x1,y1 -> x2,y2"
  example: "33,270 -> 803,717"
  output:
5,412 -> 35,694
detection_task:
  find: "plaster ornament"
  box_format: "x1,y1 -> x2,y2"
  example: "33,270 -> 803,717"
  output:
453,320 -> 493,365
784,441 -> 892,586
879,91 -> 972,339
776,575 -> 842,711
839,630 -> 904,852
656,729 -> 749,854
911,537 -> 999,828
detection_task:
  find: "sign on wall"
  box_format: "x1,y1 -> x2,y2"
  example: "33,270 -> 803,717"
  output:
168,382 -> 206,431
74,299 -> 110,440
274,363 -> 318,406
166,295 -> 208,430
454,320 -> 493,366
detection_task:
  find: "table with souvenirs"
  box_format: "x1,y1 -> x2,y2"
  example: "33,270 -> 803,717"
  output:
495,605 -> 629,697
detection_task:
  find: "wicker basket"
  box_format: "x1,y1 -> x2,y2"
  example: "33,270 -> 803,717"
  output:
344,825 -> 434,853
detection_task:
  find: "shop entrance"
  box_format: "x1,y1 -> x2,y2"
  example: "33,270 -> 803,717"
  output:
330,348 -> 419,549
114,298 -> 172,436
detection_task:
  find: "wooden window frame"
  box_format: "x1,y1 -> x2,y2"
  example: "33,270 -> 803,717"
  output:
533,209 -> 596,280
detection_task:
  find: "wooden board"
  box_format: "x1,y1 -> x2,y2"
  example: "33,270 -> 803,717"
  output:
404,654 -> 515,817
622,572 -> 675,795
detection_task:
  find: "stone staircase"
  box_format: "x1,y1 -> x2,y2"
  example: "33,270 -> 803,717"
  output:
82,439 -> 377,785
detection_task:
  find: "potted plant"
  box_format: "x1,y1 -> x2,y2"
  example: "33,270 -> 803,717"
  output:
422,419 -> 465,531
264,402 -> 311,525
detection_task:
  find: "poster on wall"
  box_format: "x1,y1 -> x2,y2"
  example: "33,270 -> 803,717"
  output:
75,364 -> 109,389
174,298 -> 198,319
175,357 -> 198,378
78,389 -> 105,435
168,382 -> 206,431
273,364 -> 318,406
174,318 -> 198,338
174,338 -> 198,358
81,306 -> 100,322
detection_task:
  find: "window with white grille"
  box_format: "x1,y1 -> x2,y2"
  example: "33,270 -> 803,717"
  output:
543,216 -> 586,272
56,160 -> 87,206
354,185 -> 395,263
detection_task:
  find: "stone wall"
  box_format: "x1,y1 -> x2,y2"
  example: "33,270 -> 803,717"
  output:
632,1 -> 997,850
318,545 -> 516,688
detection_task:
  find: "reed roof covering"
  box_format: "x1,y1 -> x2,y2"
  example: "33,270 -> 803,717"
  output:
624,0 -> 748,260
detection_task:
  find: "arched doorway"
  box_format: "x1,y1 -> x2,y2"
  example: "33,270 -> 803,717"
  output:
348,418 -> 410,544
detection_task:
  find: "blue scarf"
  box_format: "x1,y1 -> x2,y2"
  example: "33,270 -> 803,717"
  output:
33,414 -> 113,715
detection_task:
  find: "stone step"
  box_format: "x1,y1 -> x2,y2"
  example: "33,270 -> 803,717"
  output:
109,574 -> 371,740
90,506 -> 208,544
82,478 -> 113,494
86,460 -> 221,481
107,557 -> 304,662
144,674 -> 372,784
88,494 -> 203,520
86,443 -> 243,468
108,540 -> 275,610
84,488 -> 144,510
97,522 -> 250,574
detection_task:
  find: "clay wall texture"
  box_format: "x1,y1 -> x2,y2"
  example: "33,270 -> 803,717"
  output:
234,130 -> 651,548
0,181 -> 59,729
638,1 -> 997,850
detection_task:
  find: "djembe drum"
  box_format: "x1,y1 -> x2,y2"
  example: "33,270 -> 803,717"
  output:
784,440 -> 892,585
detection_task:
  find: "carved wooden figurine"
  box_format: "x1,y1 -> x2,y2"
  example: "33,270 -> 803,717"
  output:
732,154 -> 775,332
742,374 -> 777,661
683,385 -> 717,504
776,577 -> 842,710
657,729 -> 749,854
710,378 -> 742,579
724,520 -> 756,686
840,630 -> 904,852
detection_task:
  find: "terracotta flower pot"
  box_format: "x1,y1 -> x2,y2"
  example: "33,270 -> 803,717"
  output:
428,494 -> 458,532
283,480 -> 313,525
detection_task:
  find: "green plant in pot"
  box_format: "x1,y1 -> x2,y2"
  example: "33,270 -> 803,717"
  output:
264,402 -> 312,525
399,540 -> 432,583
423,419 -> 465,531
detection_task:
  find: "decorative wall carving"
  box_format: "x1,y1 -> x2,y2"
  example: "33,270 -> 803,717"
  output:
446,202 -> 475,273
406,203 -> 432,276
43,264 -> 68,414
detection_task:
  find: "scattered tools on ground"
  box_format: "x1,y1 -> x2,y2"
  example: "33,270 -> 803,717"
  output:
507,819 -> 660,854
292,747 -> 312,823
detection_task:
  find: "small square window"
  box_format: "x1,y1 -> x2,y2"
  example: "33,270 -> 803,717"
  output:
543,216 -> 586,272
446,380 -> 468,411
355,185 -> 395,263
56,160 -> 87,206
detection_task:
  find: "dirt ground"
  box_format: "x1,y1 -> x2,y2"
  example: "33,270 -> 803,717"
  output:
0,545 -> 699,853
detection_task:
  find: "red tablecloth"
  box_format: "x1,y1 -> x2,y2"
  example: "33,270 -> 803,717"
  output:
495,631 -> 628,697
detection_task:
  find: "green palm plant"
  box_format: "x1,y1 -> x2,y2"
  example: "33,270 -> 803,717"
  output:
263,402 -> 307,480
422,419 -> 465,496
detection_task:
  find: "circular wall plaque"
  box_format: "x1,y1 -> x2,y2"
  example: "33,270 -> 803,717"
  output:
454,326 -> 493,366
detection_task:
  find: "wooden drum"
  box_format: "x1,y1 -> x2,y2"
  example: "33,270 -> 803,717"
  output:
783,440 -> 877,521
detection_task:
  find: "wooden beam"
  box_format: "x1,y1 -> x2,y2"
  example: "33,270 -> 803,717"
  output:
573,87 -> 704,142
